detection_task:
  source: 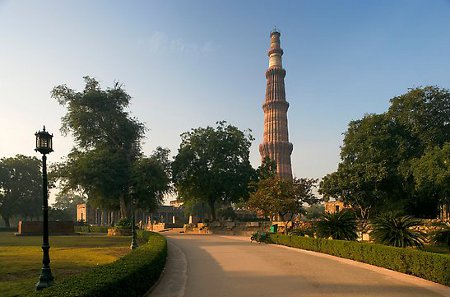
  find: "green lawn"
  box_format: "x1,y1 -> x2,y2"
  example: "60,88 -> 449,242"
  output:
0,232 -> 141,297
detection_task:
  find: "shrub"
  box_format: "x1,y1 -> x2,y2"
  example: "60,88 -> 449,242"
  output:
269,234 -> 450,286
371,213 -> 425,248
31,231 -> 167,297
115,218 -> 132,229
290,222 -> 315,237
316,210 -> 358,240
74,220 -> 87,226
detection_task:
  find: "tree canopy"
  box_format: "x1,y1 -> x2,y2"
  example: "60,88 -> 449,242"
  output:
52,77 -> 170,218
320,86 -> 450,219
172,121 -> 256,220
51,192 -> 86,222
248,157 -> 319,231
0,155 -> 42,226
248,174 -> 319,231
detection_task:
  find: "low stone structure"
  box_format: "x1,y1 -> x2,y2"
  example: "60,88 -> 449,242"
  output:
184,221 -> 272,236
324,201 -> 351,214
107,227 -> 132,236
17,220 -> 74,235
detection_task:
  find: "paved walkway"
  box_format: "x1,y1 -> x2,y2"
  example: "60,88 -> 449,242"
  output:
147,232 -> 449,297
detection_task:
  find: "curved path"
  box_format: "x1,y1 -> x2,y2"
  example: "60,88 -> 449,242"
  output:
147,231 -> 449,297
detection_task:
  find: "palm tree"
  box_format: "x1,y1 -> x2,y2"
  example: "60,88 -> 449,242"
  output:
316,210 -> 358,240
370,213 -> 425,248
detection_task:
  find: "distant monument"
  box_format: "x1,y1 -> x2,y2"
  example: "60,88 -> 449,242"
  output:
259,29 -> 293,179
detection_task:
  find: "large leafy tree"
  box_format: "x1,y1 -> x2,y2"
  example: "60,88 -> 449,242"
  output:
248,157 -> 319,232
320,113 -> 409,220
52,77 -> 169,218
412,143 -> 450,213
320,86 -> 450,219
0,155 -> 42,226
248,175 -> 319,233
131,148 -> 171,211
388,86 -> 450,216
172,121 -> 255,220
387,86 -> 450,150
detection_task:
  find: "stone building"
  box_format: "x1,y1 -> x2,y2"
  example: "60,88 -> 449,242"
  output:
76,204 -> 119,226
76,203 -> 186,227
324,200 -> 351,214
259,29 -> 293,179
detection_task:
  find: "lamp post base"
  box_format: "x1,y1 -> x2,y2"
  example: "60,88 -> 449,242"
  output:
130,241 -> 139,250
36,268 -> 54,291
130,229 -> 139,249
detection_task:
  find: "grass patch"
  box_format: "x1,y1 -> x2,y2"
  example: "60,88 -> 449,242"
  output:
0,232 -> 140,297
31,231 -> 167,297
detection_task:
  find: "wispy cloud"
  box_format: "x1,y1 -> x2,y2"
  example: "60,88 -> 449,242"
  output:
139,31 -> 216,54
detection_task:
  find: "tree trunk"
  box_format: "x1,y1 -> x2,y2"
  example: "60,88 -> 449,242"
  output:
284,214 -> 294,235
2,214 -> 10,228
119,194 -> 129,219
208,199 -> 216,221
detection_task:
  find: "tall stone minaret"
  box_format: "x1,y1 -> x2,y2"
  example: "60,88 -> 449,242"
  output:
259,29 -> 293,179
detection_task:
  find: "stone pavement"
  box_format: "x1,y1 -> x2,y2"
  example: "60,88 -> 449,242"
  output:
147,231 -> 450,297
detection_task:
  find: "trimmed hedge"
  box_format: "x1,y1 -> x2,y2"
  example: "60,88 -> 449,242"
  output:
31,231 -> 167,297
74,225 -> 109,233
270,234 -> 450,286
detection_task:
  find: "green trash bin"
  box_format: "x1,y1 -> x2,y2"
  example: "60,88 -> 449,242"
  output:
270,224 -> 278,233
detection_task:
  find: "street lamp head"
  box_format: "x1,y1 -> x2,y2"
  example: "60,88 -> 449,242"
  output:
35,126 -> 53,155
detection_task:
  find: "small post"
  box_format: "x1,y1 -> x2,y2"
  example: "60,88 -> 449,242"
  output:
130,187 -> 138,250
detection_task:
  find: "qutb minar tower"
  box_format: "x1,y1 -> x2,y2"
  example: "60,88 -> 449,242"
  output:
259,29 -> 293,179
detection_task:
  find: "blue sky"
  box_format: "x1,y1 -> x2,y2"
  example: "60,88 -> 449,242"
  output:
1,1 -> 449,188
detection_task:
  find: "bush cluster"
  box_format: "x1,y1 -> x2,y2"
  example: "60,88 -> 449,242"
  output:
269,234 -> 450,286
31,231 -> 167,297
74,225 -> 109,233
115,218 -> 132,229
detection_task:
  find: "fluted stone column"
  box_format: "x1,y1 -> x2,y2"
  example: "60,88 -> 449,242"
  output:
259,30 -> 293,179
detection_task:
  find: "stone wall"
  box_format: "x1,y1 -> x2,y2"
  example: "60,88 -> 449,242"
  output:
17,221 -> 75,235
184,221 -> 272,236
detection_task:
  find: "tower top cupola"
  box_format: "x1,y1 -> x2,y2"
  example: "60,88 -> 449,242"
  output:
268,29 -> 283,68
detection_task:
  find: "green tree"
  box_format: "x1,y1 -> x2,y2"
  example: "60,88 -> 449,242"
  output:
388,86 -> 450,216
305,204 -> 325,220
320,86 -> 450,219
315,210 -> 358,241
248,176 -> 319,233
131,147 -> 171,212
172,121 -> 255,220
52,192 -> 86,222
52,77 -> 169,218
0,155 -> 42,226
412,143 -> 450,214
370,213 -> 426,248
388,86 -> 450,150
320,113 -> 409,220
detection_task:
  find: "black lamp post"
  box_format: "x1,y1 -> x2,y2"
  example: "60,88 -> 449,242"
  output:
129,186 -> 139,250
35,126 -> 54,290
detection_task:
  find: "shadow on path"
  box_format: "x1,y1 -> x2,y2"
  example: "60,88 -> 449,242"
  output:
147,233 -> 449,297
